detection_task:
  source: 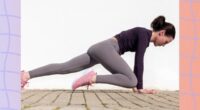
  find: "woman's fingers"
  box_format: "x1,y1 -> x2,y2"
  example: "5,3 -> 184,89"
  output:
151,89 -> 159,94
148,89 -> 159,94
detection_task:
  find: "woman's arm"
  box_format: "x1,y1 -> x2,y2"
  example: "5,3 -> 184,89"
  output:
133,33 -> 148,89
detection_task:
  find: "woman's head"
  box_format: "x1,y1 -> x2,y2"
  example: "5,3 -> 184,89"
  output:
151,16 -> 176,47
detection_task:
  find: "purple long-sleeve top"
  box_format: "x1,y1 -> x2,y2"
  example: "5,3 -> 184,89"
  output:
114,27 -> 152,89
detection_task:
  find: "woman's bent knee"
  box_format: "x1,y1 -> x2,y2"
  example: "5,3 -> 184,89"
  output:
127,76 -> 138,88
127,81 -> 137,88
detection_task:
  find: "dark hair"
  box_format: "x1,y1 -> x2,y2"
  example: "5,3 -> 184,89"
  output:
151,16 -> 176,39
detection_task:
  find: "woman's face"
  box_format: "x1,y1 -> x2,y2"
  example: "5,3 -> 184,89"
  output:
154,31 -> 174,47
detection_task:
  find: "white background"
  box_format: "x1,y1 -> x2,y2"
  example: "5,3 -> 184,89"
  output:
22,0 -> 179,90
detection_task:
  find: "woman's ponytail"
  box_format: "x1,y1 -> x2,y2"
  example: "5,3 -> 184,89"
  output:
151,16 -> 166,31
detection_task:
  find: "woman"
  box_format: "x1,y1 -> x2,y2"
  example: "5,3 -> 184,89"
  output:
21,16 -> 175,94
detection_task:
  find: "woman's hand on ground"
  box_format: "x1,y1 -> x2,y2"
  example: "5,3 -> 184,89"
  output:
132,87 -> 159,94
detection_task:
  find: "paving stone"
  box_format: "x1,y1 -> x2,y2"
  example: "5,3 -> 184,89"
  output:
21,90 -> 179,110
59,105 -> 86,110
147,94 -> 179,107
106,92 -> 140,109
32,91 -> 63,106
132,93 -> 178,110
106,104 -> 133,110
88,106 -> 114,110
159,92 -> 179,103
22,91 -> 50,109
95,92 -> 118,105
118,92 -> 152,107
21,90 -> 38,101
24,105 -> 57,110
52,91 -> 71,107
84,92 -> 105,108
70,92 -> 85,105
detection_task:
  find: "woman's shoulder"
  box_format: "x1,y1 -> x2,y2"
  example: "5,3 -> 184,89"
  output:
125,27 -> 149,33
134,27 -> 149,31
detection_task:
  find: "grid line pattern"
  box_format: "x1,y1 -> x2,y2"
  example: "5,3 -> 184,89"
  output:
180,0 -> 200,110
0,0 -> 20,110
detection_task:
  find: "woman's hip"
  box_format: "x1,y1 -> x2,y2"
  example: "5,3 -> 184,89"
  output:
87,37 -> 120,55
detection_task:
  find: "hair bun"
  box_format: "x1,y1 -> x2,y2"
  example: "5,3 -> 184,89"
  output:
151,16 -> 166,31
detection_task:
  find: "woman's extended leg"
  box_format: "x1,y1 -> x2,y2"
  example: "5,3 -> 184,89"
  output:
28,53 -> 98,78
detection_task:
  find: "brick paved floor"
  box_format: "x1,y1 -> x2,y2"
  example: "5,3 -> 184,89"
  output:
21,90 -> 179,110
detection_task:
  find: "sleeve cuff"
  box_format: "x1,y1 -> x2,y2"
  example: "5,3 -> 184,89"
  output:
137,82 -> 143,89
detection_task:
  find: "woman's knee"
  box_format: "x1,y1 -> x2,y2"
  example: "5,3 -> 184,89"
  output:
126,74 -> 138,88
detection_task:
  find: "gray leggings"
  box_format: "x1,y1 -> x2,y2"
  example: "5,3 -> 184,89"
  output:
29,38 -> 138,88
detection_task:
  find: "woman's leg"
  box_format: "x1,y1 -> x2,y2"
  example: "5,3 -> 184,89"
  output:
28,53 -> 98,78
87,39 -> 138,88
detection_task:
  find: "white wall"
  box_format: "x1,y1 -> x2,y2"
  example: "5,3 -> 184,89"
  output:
22,0 -> 179,90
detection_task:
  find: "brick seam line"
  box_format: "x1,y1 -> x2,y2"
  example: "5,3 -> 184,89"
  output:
105,91 -> 132,109
94,91 -> 109,109
116,92 -> 144,108
83,90 -> 90,110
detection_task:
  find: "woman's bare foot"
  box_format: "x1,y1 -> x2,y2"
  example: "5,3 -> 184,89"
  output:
21,70 -> 30,88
